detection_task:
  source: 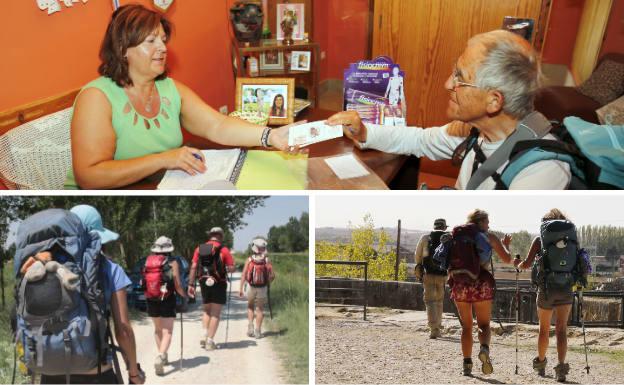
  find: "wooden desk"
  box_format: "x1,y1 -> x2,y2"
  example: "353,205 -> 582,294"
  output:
126,108 -> 406,190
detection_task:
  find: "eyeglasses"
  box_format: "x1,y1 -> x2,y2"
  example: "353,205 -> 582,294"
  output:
451,64 -> 478,90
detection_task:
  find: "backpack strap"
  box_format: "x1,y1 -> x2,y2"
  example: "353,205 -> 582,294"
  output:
466,111 -> 552,189
496,140 -> 587,189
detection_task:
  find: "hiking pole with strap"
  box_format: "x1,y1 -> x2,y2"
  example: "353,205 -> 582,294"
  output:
225,272 -> 233,347
489,255 -> 505,331
514,254 -> 521,375
579,290 -> 590,374
180,298 -> 184,372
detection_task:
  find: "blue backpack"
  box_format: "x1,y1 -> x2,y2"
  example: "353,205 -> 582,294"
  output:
13,209 -> 109,382
498,117 -> 624,189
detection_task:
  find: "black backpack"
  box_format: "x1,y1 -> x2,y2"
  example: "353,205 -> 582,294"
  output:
423,230 -> 448,275
199,243 -> 227,282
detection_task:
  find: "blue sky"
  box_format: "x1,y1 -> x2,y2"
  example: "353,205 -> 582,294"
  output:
233,195 -> 308,252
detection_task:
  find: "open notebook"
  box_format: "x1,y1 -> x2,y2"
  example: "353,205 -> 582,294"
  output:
157,149 -> 307,190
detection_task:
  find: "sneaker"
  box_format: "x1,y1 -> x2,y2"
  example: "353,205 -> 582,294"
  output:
478,345 -> 493,375
247,323 -> 254,337
161,352 -> 168,365
554,363 -> 569,383
205,338 -> 217,350
532,356 -> 547,377
254,328 -> 262,339
154,354 -> 164,376
463,359 -> 473,376
200,338 -> 206,348
429,328 -> 441,339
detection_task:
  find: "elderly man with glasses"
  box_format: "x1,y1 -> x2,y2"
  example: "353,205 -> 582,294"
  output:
327,29 -> 571,190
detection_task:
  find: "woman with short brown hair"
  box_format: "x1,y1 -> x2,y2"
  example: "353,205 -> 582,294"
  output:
67,4 -> 295,189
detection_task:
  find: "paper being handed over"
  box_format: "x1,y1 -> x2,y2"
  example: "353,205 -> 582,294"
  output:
288,120 -> 343,147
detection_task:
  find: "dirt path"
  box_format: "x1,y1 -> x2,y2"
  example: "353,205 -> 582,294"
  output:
315,307 -> 624,384
122,272 -> 285,384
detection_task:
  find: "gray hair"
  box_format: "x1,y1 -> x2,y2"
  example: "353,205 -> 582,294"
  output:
471,30 -> 542,119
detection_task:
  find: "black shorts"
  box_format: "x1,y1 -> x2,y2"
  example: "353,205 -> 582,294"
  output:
40,368 -> 118,384
146,294 -> 177,318
199,279 -> 227,305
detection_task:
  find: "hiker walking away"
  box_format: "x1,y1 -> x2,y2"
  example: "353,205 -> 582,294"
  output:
143,236 -> 187,376
14,205 -> 145,384
240,237 -> 275,339
188,227 -> 235,350
414,218 -> 450,339
439,209 -> 514,376
515,208 -> 589,382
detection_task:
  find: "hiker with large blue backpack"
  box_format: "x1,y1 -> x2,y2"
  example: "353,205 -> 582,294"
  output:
141,236 -> 187,376
414,218 -> 450,339
433,209 -> 516,376
514,208 -> 590,382
13,205 -> 145,384
187,227 -> 235,350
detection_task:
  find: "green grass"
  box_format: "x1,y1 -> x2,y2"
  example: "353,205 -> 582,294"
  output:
235,252 -> 309,384
570,346 -> 624,366
0,262 -> 29,384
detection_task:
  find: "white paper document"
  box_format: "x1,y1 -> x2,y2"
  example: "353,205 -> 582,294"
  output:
324,154 -> 370,179
288,121 -> 343,147
157,149 -> 242,190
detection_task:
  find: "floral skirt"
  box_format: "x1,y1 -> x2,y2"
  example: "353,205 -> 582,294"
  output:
449,270 -> 495,303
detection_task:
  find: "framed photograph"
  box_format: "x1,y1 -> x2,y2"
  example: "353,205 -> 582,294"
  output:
290,51 -> 311,71
276,3 -> 305,41
236,77 -> 295,125
260,51 -> 284,71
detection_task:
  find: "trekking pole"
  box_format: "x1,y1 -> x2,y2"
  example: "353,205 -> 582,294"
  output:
225,272 -> 233,347
267,282 -> 273,320
514,254 -> 520,375
579,290 -> 590,374
180,300 -> 183,372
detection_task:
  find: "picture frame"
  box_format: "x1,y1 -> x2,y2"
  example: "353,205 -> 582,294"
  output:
276,3 -> 305,41
290,51 -> 311,71
259,51 -> 284,71
236,77 -> 295,125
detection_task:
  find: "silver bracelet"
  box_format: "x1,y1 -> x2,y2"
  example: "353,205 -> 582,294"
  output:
261,127 -> 272,148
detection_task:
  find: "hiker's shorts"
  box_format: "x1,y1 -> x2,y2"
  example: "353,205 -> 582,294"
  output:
537,288 -> 574,310
449,270 -> 495,303
147,294 -> 176,318
200,279 -> 227,305
246,285 -> 268,307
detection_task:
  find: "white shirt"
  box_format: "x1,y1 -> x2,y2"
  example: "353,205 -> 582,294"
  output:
360,123 -> 571,189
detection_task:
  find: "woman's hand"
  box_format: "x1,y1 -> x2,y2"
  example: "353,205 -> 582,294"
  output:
160,146 -> 206,175
502,233 -> 512,248
268,121 -> 308,153
326,111 -> 367,143
239,290 -> 244,298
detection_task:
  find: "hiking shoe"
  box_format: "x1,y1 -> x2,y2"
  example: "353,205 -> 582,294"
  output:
254,328 -> 262,339
463,360 -> 473,376
478,345 -> 493,375
205,338 -> 217,350
247,323 -> 254,338
554,363 -> 569,382
532,356 -> 547,377
154,354 -> 164,376
429,328 -> 441,339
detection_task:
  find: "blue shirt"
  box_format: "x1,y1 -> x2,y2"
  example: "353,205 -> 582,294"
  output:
102,258 -> 132,305
475,231 -> 493,264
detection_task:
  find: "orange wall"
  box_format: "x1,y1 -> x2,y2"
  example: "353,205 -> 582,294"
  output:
0,0 -> 235,113
600,0 -> 624,58
314,0 -> 370,81
541,0 -> 585,66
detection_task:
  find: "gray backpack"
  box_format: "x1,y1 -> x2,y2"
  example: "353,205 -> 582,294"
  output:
13,209 -> 108,382
532,220 -> 580,292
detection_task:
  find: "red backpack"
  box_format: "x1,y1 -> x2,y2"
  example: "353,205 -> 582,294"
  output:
447,224 -> 482,281
142,254 -> 173,300
246,257 -> 272,287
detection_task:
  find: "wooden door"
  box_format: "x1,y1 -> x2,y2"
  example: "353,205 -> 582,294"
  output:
571,0 -> 614,83
372,0 -> 547,128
